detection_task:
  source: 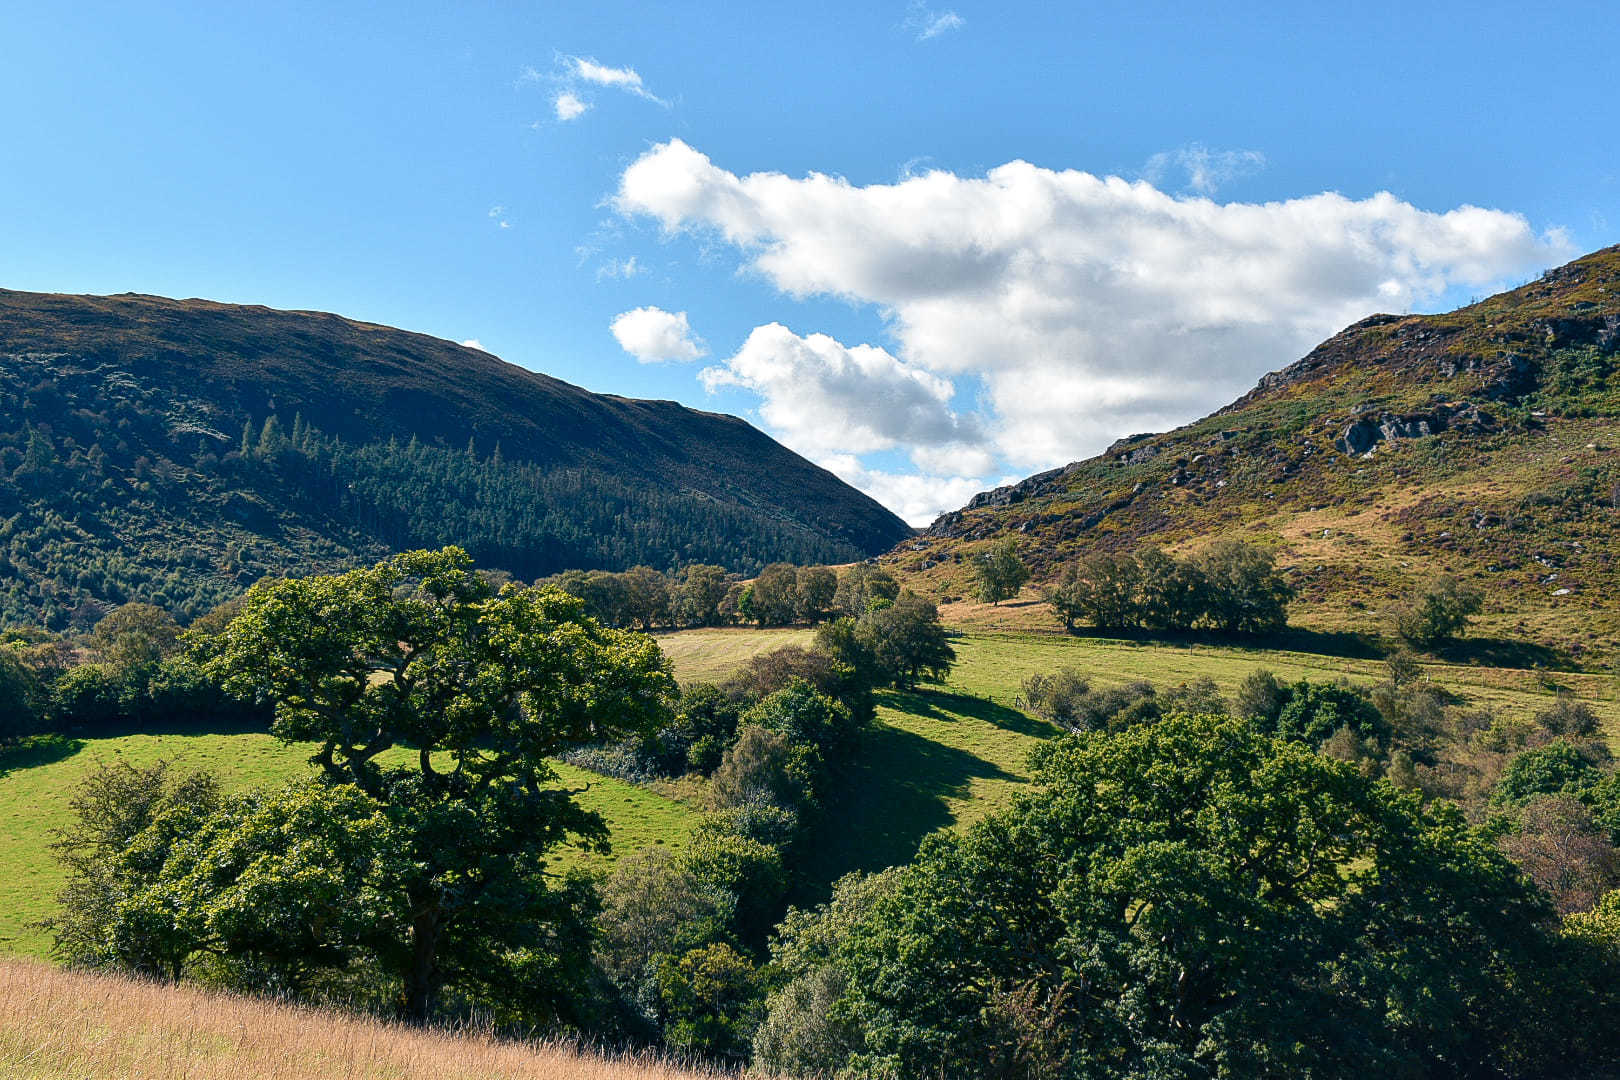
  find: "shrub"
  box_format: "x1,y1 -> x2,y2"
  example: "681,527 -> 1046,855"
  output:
1019,668 -> 1091,727
1394,576 -> 1485,648
1493,741 -> 1606,808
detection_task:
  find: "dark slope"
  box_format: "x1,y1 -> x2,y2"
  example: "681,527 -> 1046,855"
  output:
896,245 -> 1620,662
0,289 -> 911,627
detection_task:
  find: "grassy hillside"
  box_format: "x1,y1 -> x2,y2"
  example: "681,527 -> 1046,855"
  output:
896,246 -> 1620,666
665,625 -> 1620,887
0,732 -> 699,957
0,288 -> 911,628
0,958 -> 727,1079
7,623 -> 1614,959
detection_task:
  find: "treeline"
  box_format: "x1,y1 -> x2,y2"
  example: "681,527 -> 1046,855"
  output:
746,710 -> 1620,1078
541,560 -> 903,631
1044,539 -> 1294,633
0,600 -> 264,744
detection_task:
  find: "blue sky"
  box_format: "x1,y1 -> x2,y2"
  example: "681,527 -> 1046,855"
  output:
3,2 -> 1616,523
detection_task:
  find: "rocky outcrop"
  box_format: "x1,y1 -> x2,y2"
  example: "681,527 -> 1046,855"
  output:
1334,402 -> 1496,456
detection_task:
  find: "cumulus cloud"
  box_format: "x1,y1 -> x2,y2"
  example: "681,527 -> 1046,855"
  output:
610,306 -> 707,363
1144,144 -> 1267,195
701,323 -> 981,460
554,91 -> 589,121
904,1 -> 965,40
616,139 -> 1570,496
460,339 -> 489,352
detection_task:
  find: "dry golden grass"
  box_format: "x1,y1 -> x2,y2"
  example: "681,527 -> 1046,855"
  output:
0,958 -> 730,1080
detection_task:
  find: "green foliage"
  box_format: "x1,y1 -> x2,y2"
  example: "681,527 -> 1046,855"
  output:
739,563 -> 800,627
46,760 -> 224,980
1268,680 -> 1389,748
1017,667 -> 1092,728
971,539 -> 1030,605
816,714 -> 1593,1079
656,942 -> 765,1061
1394,575 -> 1485,648
207,546 -> 676,1018
595,846 -> 735,989
1045,540 -> 1292,634
1194,540 -> 1294,633
1492,740 -> 1606,807
682,830 -> 787,950
742,680 -> 860,776
754,870 -> 901,1077
708,726 -> 808,813
88,603 -> 179,672
795,566 -> 837,623
854,592 -> 955,690
0,648 -> 43,743
833,563 -> 899,617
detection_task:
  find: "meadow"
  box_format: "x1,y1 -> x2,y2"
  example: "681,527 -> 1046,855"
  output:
0,732 -> 700,957
0,958 -> 727,1079
4,619 -> 1614,958
663,619 -> 1620,893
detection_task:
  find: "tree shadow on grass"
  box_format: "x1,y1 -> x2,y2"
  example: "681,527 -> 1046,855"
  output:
1062,625 -> 1384,661
882,688 -> 1058,739
0,734 -> 85,778
792,720 -> 1018,905
1431,637 -> 1570,671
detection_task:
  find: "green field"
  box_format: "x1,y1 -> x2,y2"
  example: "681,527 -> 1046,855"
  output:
0,733 -> 700,958
4,624 -> 1614,957
662,626 -> 1620,893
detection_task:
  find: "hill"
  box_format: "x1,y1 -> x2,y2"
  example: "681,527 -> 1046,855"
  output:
0,289 -> 911,628
899,245 -> 1620,665
0,958 -> 727,1079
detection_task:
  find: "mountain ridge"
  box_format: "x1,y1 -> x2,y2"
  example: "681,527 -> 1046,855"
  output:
897,244 -> 1620,663
0,288 -> 911,628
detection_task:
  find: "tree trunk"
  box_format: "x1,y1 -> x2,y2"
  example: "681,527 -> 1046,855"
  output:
404,902 -> 442,1021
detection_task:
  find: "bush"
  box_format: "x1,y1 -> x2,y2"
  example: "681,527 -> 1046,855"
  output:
708,726 -> 810,812
0,648 -> 43,743
1019,668 -> 1091,727
1270,680 -> 1388,748
1394,576 -> 1485,648
656,943 -> 765,1061
1493,741 -> 1606,808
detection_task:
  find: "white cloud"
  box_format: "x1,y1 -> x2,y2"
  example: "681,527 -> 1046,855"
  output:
616,139 -> 1571,484
596,255 -> 642,280
610,306 -> 707,363
904,1 -> 965,40
487,205 -> 511,229
701,322 -> 980,460
554,91 -> 589,121
563,55 -> 666,105
1144,144 -> 1267,195
459,339 -> 490,352
815,454 -> 992,527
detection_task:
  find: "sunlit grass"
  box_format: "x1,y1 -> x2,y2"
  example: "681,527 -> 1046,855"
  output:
0,958 -> 729,1079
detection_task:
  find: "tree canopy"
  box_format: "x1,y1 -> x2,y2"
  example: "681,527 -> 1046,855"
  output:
787,713 -> 1600,1078
205,546 -> 676,1018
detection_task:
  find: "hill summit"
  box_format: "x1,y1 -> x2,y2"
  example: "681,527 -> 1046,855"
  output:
899,245 -> 1620,663
0,289 -> 911,628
